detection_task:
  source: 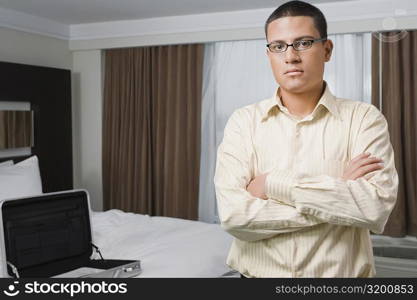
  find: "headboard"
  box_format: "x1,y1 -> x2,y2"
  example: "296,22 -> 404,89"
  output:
0,61 -> 73,192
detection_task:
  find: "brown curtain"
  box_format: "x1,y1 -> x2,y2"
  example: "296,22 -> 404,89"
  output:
372,31 -> 417,237
103,44 -> 204,220
0,111 -> 32,149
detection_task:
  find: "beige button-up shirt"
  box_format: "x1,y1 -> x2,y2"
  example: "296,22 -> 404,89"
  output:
214,82 -> 398,278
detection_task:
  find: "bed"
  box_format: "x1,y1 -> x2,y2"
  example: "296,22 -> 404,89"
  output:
89,209 -> 235,278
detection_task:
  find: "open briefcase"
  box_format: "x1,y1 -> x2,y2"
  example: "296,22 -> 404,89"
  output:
0,189 -> 142,278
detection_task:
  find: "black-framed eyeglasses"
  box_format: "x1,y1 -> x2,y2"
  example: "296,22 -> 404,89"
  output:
266,38 -> 327,53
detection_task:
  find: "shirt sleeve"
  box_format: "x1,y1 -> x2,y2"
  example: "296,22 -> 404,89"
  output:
214,109 -> 325,242
265,104 -> 399,234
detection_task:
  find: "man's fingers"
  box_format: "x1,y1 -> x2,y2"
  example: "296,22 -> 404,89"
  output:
356,157 -> 383,168
351,162 -> 383,180
350,152 -> 371,164
349,154 -> 382,171
343,154 -> 384,181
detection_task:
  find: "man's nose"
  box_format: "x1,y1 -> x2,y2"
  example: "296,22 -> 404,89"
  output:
285,46 -> 301,64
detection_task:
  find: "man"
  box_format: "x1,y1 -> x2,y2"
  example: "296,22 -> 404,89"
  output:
214,0 -> 398,278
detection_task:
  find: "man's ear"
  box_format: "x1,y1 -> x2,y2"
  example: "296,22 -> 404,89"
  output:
266,48 -> 273,60
324,39 -> 333,62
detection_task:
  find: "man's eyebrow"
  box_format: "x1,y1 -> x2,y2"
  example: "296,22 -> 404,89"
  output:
270,35 -> 315,43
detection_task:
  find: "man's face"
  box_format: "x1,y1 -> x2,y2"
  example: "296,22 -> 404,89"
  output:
266,16 -> 333,94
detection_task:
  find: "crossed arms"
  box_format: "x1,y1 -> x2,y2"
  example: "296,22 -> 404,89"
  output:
214,106 -> 399,242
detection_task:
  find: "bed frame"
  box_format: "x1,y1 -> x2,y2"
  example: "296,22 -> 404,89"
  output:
0,61 -> 73,192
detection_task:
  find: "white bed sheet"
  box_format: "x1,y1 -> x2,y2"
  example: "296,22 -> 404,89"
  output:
90,209 -> 235,278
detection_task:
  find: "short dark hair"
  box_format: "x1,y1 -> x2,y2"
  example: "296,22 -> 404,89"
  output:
265,0 -> 327,39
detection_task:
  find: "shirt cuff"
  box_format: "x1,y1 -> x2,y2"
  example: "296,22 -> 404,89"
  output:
265,169 -> 296,206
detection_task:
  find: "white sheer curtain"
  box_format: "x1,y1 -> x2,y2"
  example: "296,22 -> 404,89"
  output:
198,40 -> 276,223
198,33 -> 372,223
324,33 -> 372,103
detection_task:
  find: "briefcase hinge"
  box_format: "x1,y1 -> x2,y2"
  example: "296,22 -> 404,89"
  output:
91,243 -> 104,260
6,261 -> 20,278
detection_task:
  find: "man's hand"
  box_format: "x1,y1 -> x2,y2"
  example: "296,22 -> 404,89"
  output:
342,152 -> 383,181
246,173 -> 268,199
246,153 -> 383,200
246,153 -> 382,198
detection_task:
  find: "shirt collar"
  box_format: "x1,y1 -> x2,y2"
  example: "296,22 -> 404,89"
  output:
262,81 -> 341,121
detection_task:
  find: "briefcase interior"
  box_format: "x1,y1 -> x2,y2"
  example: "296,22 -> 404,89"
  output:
0,190 -> 141,278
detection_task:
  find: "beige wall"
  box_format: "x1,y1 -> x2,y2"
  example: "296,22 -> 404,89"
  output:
72,50 -> 103,211
0,27 -> 71,69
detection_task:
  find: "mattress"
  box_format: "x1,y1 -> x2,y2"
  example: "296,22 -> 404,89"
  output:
90,209 -> 234,278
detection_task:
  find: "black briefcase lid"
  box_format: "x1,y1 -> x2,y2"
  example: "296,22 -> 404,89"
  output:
0,190 -> 94,277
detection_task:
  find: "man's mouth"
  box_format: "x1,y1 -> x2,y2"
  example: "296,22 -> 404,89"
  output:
285,69 -> 304,75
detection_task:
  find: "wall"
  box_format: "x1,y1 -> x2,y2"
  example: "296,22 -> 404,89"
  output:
72,50 -> 103,211
0,27 -> 71,69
